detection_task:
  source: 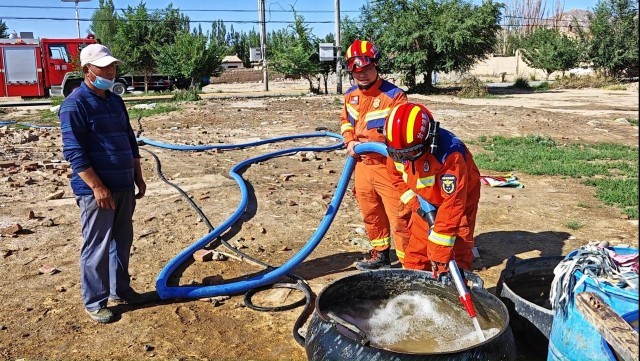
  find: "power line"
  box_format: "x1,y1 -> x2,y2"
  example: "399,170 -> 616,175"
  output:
0,4 -> 361,13
0,16 -> 342,25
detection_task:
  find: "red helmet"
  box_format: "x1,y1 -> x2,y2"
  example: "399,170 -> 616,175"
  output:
384,103 -> 436,162
345,39 -> 381,72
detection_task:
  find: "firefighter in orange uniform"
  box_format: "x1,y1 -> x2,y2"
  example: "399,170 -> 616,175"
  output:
383,103 -> 481,276
340,39 -> 411,269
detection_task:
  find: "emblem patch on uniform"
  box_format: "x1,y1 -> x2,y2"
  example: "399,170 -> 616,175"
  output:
423,161 -> 430,172
441,174 -> 457,194
373,98 -> 381,109
350,96 -> 359,105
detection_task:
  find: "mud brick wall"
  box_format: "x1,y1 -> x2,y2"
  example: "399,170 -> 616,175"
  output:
210,69 -> 284,84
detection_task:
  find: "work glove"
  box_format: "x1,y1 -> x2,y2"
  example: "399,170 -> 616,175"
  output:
431,260 -> 450,284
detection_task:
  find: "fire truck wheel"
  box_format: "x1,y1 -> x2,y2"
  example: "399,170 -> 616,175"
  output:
63,80 -> 83,97
112,82 -> 126,96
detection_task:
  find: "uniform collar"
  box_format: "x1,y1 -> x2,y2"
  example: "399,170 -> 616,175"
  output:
358,77 -> 382,95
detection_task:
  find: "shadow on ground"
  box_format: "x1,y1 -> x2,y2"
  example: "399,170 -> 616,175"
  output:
473,230 -> 570,271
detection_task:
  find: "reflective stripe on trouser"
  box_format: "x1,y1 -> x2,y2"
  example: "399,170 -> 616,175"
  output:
353,160 -> 411,261
76,191 -> 136,311
403,205 -> 477,271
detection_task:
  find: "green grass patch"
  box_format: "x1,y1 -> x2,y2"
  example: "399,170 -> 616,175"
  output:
475,135 -> 639,218
50,96 -> 65,107
172,89 -> 202,101
127,104 -> 180,119
584,178 -> 639,219
628,118 -> 639,126
564,220 -> 584,230
532,82 -> 550,91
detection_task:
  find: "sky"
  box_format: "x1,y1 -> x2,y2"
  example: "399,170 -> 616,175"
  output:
1,0 -> 601,40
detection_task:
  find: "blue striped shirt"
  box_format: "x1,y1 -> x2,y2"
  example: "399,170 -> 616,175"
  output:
60,82 -> 140,195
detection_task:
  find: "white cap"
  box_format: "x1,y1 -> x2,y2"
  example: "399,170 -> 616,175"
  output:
80,44 -> 121,67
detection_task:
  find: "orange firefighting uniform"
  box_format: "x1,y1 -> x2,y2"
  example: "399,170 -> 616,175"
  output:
340,78 -> 411,264
386,128 -> 481,271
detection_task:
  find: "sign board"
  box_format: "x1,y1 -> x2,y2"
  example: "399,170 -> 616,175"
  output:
319,43 -> 335,61
250,47 -> 262,62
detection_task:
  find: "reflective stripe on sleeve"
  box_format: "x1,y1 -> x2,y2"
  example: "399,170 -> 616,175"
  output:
341,123 -> 354,133
400,189 -> 416,204
428,231 -> 456,247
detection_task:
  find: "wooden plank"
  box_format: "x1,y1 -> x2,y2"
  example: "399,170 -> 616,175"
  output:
575,292 -> 639,361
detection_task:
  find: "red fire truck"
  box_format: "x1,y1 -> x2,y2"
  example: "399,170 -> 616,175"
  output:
0,35 -> 128,98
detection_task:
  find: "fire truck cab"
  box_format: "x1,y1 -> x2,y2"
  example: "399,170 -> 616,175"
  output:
0,36 -> 98,98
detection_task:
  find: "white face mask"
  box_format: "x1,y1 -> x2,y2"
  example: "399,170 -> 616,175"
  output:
89,68 -> 115,90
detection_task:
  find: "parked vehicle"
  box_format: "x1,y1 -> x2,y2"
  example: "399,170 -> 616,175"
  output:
115,74 -> 172,93
0,35 -> 98,98
0,35 -> 173,98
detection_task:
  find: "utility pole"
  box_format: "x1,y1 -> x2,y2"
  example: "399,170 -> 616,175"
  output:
258,0 -> 269,91
334,0 -> 342,94
62,0 -> 90,38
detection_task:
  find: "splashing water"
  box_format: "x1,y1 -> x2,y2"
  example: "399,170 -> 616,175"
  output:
331,291 -> 501,353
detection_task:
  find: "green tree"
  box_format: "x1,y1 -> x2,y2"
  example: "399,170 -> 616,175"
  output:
587,0 -> 639,77
0,19 -> 8,38
339,16 -> 364,53
152,4 -> 190,46
363,0 -> 501,92
225,27 -> 260,67
89,0 -> 120,47
211,20 -> 229,54
111,3 -> 190,92
156,29 -> 223,89
111,3 -> 156,92
269,12 -> 321,93
519,28 -> 583,80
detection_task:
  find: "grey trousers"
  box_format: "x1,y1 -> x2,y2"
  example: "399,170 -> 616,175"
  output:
76,191 -> 136,311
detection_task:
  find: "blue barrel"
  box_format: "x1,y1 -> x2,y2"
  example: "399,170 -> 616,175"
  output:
547,246 -> 639,361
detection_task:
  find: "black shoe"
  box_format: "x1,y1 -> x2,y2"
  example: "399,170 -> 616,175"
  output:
356,249 -> 391,270
109,290 -> 152,306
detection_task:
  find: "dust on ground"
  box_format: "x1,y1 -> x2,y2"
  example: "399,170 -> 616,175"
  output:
0,84 -> 638,360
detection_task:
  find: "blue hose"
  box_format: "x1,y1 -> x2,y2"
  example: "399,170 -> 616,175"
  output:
152,132 -> 353,299
0,120 -> 58,129
151,138 -> 437,299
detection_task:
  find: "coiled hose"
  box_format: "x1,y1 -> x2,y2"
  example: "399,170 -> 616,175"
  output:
141,130 -> 390,346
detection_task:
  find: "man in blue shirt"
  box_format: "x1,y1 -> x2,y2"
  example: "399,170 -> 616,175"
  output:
60,44 -> 147,323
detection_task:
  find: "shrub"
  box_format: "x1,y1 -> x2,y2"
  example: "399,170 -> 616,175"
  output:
550,75 -> 617,89
457,76 -> 488,98
172,89 -> 201,101
512,77 -> 531,89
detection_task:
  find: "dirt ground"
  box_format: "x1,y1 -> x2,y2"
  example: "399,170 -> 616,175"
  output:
0,82 -> 638,361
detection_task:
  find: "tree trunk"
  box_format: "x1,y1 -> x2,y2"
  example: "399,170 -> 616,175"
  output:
190,77 -> 197,90
323,73 -> 328,94
424,69 -> 434,93
144,71 -> 149,94
546,71 -> 551,81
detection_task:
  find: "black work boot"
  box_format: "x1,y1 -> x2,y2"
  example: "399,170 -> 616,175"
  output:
356,249 -> 391,270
